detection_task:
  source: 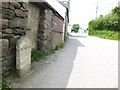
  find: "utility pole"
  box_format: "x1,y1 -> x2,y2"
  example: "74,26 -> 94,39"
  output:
96,3 -> 98,19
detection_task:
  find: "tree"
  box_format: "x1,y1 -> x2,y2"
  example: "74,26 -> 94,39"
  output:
72,24 -> 80,33
112,6 -> 120,16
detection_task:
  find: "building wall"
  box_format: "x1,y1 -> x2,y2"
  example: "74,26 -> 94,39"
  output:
52,15 -> 64,48
26,3 -> 40,49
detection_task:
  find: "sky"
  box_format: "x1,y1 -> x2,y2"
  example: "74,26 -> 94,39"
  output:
69,0 -> 119,29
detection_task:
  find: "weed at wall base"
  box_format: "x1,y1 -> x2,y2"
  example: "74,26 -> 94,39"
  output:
1,79 -> 11,90
31,43 -> 64,62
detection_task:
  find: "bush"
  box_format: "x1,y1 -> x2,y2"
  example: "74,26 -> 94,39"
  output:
88,14 -> 119,31
72,24 -> 80,33
31,49 -> 47,61
2,79 -> 11,90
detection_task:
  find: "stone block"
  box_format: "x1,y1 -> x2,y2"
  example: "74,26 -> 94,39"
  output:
9,5 -> 15,11
1,19 -> 9,29
2,2 -> 9,9
2,2 -> 14,11
16,37 -> 31,77
2,13 -> 13,19
23,12 -> 28,19
10,17 -> 27,29
15,9 -> 23,17
2,34 -> 14,39
2,29 -> 12,34
22,2 -> 28,11
12,29 -> 26,35
9,2 -> 21,9
15,9 -> 28,18
2,8 -> 15,16
2,8 -> 15,19
0,39 -> 9,57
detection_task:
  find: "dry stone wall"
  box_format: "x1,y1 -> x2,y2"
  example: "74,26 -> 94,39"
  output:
38,9 -> 54,51
1,1 -> 28,77
1,1 -> 65,77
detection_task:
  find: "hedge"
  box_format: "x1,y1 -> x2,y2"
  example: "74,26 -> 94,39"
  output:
88,6 -> 120,40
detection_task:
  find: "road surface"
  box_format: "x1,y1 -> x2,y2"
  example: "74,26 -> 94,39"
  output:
12,36 -> 118,88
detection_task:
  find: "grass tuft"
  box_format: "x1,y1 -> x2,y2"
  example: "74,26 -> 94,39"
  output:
31,43 -> 64,62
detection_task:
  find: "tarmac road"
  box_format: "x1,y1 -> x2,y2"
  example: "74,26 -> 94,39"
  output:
12,36 -> 118,88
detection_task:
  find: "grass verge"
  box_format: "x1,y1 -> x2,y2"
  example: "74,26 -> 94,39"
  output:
89,30 -> 120,40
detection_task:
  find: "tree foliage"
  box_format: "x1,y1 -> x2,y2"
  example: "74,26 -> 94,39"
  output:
88,6 -> 120,31
112,6 -> 120,16
72,24 -> 80,32
88,6 -> 120,40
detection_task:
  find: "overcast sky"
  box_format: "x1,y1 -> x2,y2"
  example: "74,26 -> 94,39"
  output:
69,0 -> 119,29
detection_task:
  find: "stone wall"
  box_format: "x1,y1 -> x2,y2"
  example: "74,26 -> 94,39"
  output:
37,9 -> 64,51
26,3 -> 40,49
38,9 -> 53,51
1,1 -> 66,77
0,39 -> 13,76
1,1 -> 28,76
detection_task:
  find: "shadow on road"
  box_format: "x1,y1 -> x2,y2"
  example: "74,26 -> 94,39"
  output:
35,37 -> 86,88
12,37 -> 118,89
12,37 -> 86,88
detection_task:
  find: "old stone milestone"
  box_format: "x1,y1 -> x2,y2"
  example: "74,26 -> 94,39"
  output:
16,37 -> 32,77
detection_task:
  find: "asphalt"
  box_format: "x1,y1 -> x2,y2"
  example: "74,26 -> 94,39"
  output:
12,35 -> 118,88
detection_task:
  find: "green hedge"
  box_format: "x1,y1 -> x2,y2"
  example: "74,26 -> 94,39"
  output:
88,6 -> 120,40
88,14 -> 119,31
